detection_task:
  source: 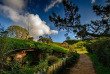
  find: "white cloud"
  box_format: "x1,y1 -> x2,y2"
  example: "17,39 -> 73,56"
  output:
2,0 -> 25,12
45,0 -> 62,12
27,14 -> 58,39
91,0 -> 96,3
0,0 -> 58,41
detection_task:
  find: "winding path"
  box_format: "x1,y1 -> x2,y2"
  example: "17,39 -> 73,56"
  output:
69,52 -> 96,74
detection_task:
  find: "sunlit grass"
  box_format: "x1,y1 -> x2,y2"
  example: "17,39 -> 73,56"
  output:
76,50 -> 88,53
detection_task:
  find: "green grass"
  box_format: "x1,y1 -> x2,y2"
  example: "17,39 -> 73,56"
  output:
77,50 -> 88,53
87,53 -> 110,74
0,37 -> 69,56
64,39 -> 80,45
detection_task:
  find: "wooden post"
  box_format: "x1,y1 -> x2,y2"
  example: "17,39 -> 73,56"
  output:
37,71 -> 40,74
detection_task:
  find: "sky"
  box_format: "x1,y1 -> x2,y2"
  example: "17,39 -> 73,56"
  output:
0,0 -> 106,42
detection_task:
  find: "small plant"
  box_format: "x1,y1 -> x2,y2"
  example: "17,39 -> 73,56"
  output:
47,56 -> 58,66
34,60 -> 48,71
23,53 -> 34,66
1,62 -> 22,74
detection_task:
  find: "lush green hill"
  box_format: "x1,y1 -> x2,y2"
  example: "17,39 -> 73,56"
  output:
0,37 -> 69,57
64,39 -> 81,45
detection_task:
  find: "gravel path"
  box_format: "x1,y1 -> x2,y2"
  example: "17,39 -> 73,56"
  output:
69,52 -> 96,74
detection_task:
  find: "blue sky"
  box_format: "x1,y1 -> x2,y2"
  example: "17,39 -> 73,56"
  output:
0,0 -> 106,42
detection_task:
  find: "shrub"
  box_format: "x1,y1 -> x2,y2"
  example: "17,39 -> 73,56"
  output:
1,62 -> 22,74
86,37 -> 110,67
64,39 -> 80,45
34,60 -> 48,72
46,56 -> 58,66
23,53 -> 34,65
69,41 -> 87,52
87,53 -> 110,74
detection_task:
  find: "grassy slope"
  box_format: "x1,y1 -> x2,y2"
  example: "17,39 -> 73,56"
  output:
64,39 -> 80,45
0,37 -> 69,56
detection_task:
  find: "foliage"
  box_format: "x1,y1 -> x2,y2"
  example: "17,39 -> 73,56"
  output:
61,42 -> 69,48
76,1 -> 110,39
87,53 -> 110,74
59,53 -> 79,74
49,0 -> 80,36
0,24 -> 4,37
46,56 -> 58,66
1,60 -> 48,74
23,53 -> 34,65
66,36 -> 71,40
86,37 -> 110,67
2,25 -> 29,39
69,53 -> 80,64
34,60 -> 48,72
1,62 -> 22,74
38,36 -> 53,43
64,39 -> 80,45
68,41 -> 87,52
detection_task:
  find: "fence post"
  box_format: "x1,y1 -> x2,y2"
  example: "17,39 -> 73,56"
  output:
53,64 -> 56,74
37,71 -> 40,74
36,57 -> 71,74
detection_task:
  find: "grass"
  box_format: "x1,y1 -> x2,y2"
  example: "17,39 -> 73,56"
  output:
0,37 -> 69,56
64,39 -> 81,45
87,53 -> 110,74
76,50 -> 88,53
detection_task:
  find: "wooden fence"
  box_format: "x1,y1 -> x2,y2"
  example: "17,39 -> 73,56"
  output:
34,56 -> 72,74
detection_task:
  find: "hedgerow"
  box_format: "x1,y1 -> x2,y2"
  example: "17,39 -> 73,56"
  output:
86,37 -> 110,67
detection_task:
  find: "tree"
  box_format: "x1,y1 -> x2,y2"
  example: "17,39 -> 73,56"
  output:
0,24 -> 5,59
49,0 -> 80,36
76,0 -> 110,39
0,24 -> 4,37
38,36 -> 53,43
66,36 -> 70,40
2,25 -> 30,39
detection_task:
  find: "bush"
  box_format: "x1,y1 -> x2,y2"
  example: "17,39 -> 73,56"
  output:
64,39 -> 80,45
86,37 -> 110,67
1,62 -> 22,74
69,41 -> 87,52
87,53 -> 110,74
23,53 -> 34,65
47,56 -> 58,66
34,60 -> 48,71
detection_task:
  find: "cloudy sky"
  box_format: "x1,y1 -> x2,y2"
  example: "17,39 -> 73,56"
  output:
0,0 -> 106,42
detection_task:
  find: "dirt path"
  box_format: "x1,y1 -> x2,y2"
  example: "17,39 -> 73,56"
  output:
69,52 -> 96,74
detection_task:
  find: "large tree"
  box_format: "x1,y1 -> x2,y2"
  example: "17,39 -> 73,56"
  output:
2,26 -> 30,39
49,0 -> 110,39
49,0 -> 80,36
76,0 -> 110,39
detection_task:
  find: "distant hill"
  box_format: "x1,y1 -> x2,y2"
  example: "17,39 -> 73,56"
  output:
64,39 -> 81,45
